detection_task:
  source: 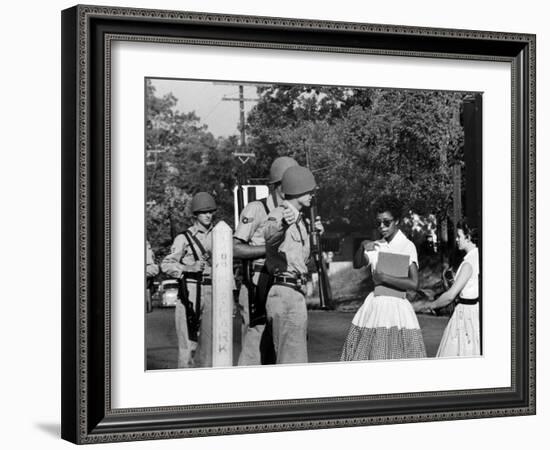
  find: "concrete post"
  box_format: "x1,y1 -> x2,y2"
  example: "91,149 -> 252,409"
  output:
212,221 -> 233,367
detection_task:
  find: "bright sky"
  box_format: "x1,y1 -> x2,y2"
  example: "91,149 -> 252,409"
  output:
150,78 -> 258,138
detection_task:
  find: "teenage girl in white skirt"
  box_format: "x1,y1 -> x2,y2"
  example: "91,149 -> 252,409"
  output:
341,196 -> 426,361
429,220 -> 480,357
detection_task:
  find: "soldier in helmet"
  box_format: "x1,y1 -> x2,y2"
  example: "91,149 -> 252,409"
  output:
263,166 -> 324,364
233,156 -> 298,366
161,192 -> 216,368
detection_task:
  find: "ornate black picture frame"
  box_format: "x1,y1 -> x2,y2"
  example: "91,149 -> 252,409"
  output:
61,4 -> 535,444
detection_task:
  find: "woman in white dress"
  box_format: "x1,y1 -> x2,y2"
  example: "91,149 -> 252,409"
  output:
429,220 -> 480,357
341,196 -> 426,361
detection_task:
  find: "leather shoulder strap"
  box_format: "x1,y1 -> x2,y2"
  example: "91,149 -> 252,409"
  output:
182,231 -> 200,261
188,231 -> 207,257
259,197 -> 270,215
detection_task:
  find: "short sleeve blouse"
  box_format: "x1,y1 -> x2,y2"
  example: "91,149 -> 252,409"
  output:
365,229 -> 419,269
458,247 -> 479,299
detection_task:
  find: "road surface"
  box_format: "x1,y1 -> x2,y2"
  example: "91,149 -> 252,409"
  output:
146,307 -> 448,370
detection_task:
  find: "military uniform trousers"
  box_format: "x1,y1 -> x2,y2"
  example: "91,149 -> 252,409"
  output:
174,282 -> 212,368
237,276 -> 265,366
265,284 -> 308,364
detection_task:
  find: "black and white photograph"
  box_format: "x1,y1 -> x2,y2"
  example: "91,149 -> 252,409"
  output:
144,78 -> 483,370
51,0 -> 539,446
2,0 -> 546,447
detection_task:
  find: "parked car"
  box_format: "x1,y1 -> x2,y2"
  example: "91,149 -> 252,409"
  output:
160,279 -> 179,307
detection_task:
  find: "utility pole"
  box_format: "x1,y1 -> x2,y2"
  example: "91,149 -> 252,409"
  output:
238,85 -> 246,150
221,84 -> 260,230
222,85 -> 257,164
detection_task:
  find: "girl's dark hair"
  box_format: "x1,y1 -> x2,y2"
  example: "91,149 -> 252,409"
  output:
456,219 -> 479,245
373,195 -> 403,221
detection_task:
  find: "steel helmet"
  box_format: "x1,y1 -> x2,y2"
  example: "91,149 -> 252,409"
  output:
281,166 -> 317,196
190,192 -> 217,213
268,156 -> 298,184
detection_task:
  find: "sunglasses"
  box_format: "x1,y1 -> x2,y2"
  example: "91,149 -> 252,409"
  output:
376,219 -> 394,227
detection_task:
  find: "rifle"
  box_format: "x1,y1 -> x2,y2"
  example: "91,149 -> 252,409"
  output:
177,271 -> 202,342
302,138 -> 333,309
308,196 -> 333,309
178,230 -> 205,342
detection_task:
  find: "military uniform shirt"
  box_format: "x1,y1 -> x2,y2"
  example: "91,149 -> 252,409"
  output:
233,195 -> 277,265
161,223 -> 213,278
264,203 -> 310,277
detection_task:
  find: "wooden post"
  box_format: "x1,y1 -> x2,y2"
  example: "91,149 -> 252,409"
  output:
212,221 -> 233,367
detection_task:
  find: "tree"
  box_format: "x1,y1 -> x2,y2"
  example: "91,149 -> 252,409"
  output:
145,81 -> 239,257
245,84 -> 467,241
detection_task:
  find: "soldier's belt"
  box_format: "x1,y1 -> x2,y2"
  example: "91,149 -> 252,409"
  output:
457,297 -> 478,305
182,272 -> 212,285
188,278 -> 211,285
273,275 -> 304,287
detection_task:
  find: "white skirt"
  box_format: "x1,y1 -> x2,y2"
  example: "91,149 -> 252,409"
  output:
341,292 -> 426,361
436,303 -> 480,357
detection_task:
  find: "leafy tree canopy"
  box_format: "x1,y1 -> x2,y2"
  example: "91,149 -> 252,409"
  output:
146,81 -> 238,257
245,85 -> 467,235
146,80 -> 470,258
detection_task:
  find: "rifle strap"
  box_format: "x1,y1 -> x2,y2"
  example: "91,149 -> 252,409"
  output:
189,231 -> 208,257
271,192 -> 278,208
182,230 -> 201,261
181,231 -> 203,320
295,215 -> 306,246
259,197 -> 270,215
